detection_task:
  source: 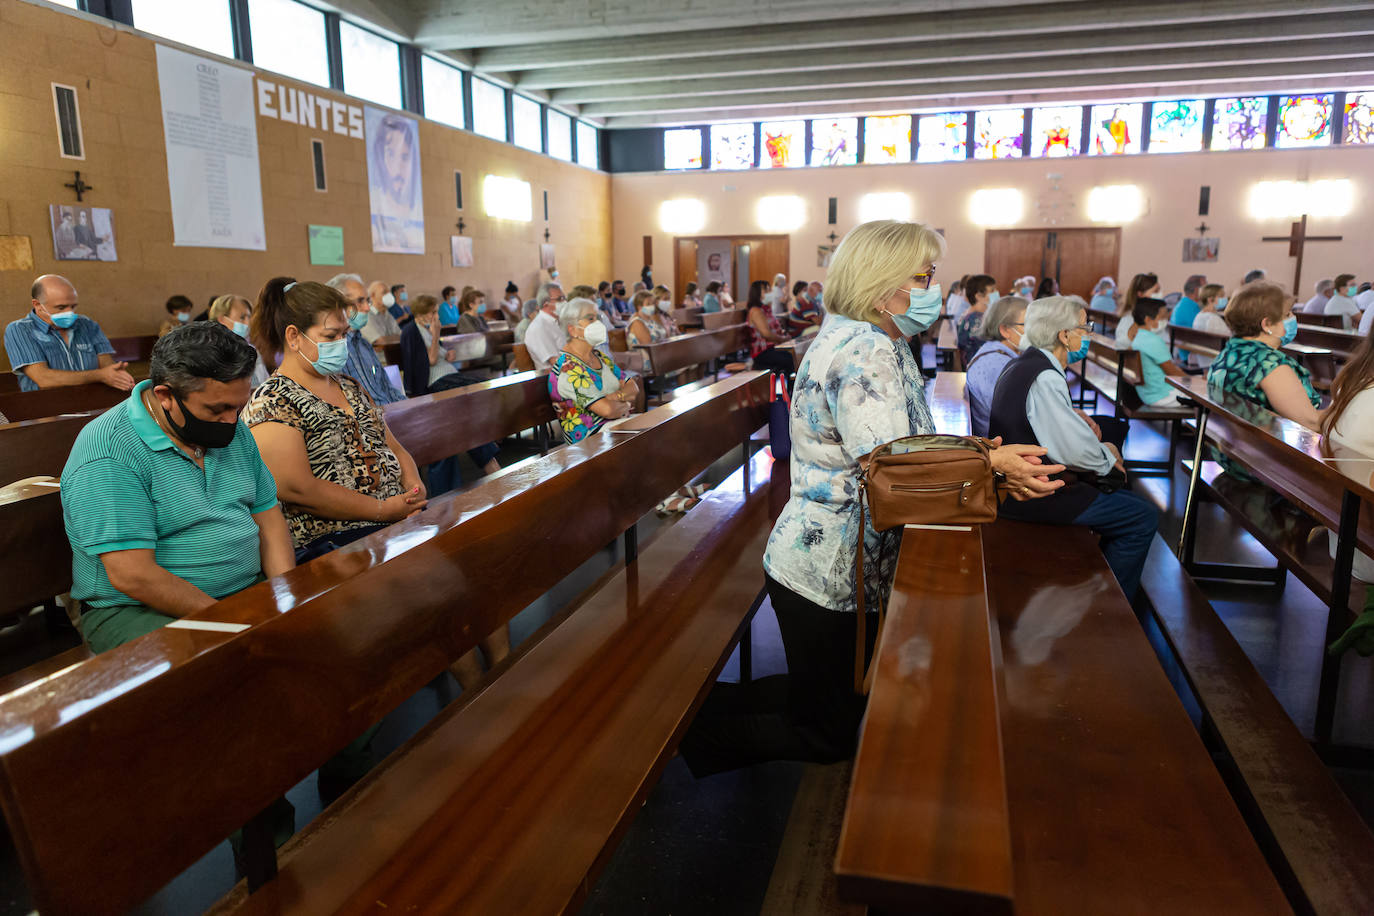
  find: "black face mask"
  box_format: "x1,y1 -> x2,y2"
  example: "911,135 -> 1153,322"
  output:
166,394 -> 238,450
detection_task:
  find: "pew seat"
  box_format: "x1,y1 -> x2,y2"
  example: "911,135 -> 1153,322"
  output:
1139,535 -> 1374,915
213,448 -> 780,915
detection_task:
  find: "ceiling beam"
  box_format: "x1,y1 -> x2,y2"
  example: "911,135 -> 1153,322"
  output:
578,56 -> 1374,119
516,13 -> 1374,91
465,0 -> 1369,71
310,0 -> 418,42
550,39 -> 1370,105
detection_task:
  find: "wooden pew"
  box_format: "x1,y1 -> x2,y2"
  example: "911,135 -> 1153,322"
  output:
0,372 -> 20,395
1086,306 -> 1120,333
0,383 -> 129,423
0,372 -> 771,916
0,483 -> 71,622
635,325 -> 750,388
381,370 -> 556,461
108,334 -> 158,363
0,411 -> 106,485
1139,536 -> 1374,914
1303,311 -> 1349,329
1168,324 -> 1339,388
935,320 -> 963,370
1170,373 -> 1374,743
1076,334 -> 1191,474
213,444 -> 780,916
671,306 -> 704,328
701,308 -> 746,331
1296,322 -> 1363,362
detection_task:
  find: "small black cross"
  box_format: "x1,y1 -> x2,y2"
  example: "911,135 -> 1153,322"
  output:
64,170 -> 93,202
1195,221 -> 1210,235
455,217 -> 465,234
543,228 -> 551,242
827,231 -> 838,244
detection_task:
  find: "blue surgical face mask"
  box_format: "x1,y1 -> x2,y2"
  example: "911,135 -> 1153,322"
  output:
398,290 -> 408,303
814,291 -> 823,306
1215,296 -> 1229,310
1347,286 -> 1358,297
1064,329 -> 1091,363
890,283 -> 943,337
48,308 -> 78,329
348,310 -> 370,331
177,312 -> 191,324
988,290 -> 1000,305
232,320 -> 250,338
302,332 -> 349,375
477,302 -> 487,314
1279,316 -> 1298,346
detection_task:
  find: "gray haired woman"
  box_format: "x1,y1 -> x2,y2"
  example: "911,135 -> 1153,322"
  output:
548,298 -> 638,444
965,295 -> 1027,436
987,295 -> 1159,599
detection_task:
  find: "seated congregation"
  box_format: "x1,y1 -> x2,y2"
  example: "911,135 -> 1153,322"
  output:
3,217 -> 1374,916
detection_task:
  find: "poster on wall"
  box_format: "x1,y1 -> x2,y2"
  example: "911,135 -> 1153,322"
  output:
539,243 -> 556,270
365,107 -> 425,254
817,245 -> 835,268
697,239 -> 732,290
451,236 -> 474,268
307,225 -> 344,265
49,205 -> 117,261
1182,238 -> 1220,262
155,45 -> 266,250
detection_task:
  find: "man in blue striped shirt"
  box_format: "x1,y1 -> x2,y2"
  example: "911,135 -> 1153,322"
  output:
327,272 -> 406,406
4,274 -> 134,392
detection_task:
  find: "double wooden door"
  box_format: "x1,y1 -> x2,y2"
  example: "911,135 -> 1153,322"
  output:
984,228 -> 1121,300
673,236 -> 790,305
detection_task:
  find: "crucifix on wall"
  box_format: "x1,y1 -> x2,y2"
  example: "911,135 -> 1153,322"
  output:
1261,214 -> 1342,295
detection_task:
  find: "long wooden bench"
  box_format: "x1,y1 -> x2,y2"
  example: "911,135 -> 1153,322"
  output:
1295,322 -> 1363,362
381,369 -> 557,461
1139,535 -> 1374,914
0,410 -> 107,485
1301,311 -> 1350,329
108,334 -> 158,363
701,308 -> 746,331
0,383 -> 130,422
213,444 -> 780,915
935,319 -> 963,371
1169,324 -> 1339,389
0,372 -> 771,915
635,325 -> 750,396
671,305 -> 705,328
1170,374 -> 1374,745
1086,305 -> 1120,334
1076,334 -> 1191,475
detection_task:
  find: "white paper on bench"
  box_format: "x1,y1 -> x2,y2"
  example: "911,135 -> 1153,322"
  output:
904,523 -> 974,531
165,620 -> 250,633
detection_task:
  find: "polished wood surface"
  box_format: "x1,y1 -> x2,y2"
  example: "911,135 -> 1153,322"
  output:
836,526 -> 1013,914
0,383 -> 129,423
1168,325 -> 1338,388
0,487 -> 70,616
701,309 -> 746,332
1085,307 -> 1120,332
0,411 -> 104,485
936,322 -> 963,370
982,520 -> 1289,914
931,371 -> 970,435
0,373 -> 19,395
215,449 -> 778,916
0,372 -> 771,916
1295,323 -> 1363,360
1142,537 -> 1374,914
636,325 -> 749,377
671,306 -> 704,328
1303,311 -> 1349,329
108,334 -> 158,363
380,370 -> 554,466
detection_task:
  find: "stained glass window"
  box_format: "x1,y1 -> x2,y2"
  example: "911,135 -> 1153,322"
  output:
916,112 -> 967,162
1029,106 -> 1081,158
1088,103 -> 1142,155
1148,99 -> 1205,153
1343,92 -> 1374,145
863,115 -> 911,164
759,120 -> 805,168
974,109 -> 1024,160
1211,97 -> 1267,151
664,128 -> 703,170
810,118 -> 858,166
1276,94 -> 1333,148
710,123 -> 755,170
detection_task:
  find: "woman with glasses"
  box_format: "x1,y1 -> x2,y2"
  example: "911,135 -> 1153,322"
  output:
548,298 -> 638,444
965,294 -> 1028,437
988,295 -> 1159,600
680,220 -> 1062,777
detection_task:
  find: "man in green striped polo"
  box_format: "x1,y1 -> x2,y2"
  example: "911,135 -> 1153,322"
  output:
62,322 -> 295,653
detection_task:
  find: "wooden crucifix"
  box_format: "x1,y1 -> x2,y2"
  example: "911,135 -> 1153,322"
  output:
1261,214 -> 1342,295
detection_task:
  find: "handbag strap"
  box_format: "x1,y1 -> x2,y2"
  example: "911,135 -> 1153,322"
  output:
853,484 -> 888,696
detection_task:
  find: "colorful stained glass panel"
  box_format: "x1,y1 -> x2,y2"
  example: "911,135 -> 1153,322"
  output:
1275,94 -> 1333,148
916,112 -> 967,162
1148,99 -> 1204,153
664,128 -> 702,170
809,117 -> 858,166
710,123 -> 755,170
974,109 -> 1024,160
1211,97 -> 1267,151
1029,105 -> 1081,158
863,115 -> 911,164
1088,103 -> 1142,155
1343,92 -> 1374,145
759,120 -> 805,168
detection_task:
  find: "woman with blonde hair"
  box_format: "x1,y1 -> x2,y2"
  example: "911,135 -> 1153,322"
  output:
208,293 -> 269,387
680,220 -> 1062,776
626,290 -> 669,346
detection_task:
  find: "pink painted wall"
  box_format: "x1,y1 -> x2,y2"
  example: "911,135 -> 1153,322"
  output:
611,145 -> 1374,299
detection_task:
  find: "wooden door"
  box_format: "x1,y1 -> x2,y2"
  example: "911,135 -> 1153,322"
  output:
747,237 -> 790,292
673,238 -> 697,305
1051,228 -> 1121,300
984,230 -> 1050,291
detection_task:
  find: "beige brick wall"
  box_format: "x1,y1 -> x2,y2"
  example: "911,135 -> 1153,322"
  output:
0,0 -> 612,362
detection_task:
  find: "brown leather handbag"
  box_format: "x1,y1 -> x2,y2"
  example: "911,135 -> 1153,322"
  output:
854,434 -> 998,694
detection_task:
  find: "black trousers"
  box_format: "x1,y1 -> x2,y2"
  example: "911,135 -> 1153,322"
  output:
679,574 -> 878,777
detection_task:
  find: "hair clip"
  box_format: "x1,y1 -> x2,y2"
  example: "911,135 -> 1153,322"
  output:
284,281 -> 297,292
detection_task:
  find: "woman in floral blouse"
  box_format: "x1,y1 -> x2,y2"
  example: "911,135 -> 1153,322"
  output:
681,220 -> 1062,777
548,298 -> 639,444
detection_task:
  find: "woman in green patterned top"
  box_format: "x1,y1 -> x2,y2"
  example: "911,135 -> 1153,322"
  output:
1207,280 -> 1324,430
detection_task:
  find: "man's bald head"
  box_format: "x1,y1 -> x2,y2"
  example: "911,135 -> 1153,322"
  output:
31,274 -> 76,307
366,280 -> 388,309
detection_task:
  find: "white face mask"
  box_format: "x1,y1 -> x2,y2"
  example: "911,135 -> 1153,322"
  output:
657,301 -> 672,314
641,305 -> 656,316
582,320 -> 608,347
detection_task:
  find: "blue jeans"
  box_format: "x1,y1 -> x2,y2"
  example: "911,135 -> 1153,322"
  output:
1071,488 -> 1159,600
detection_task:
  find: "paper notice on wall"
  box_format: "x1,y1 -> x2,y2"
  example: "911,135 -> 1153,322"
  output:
155,45 -> 266,250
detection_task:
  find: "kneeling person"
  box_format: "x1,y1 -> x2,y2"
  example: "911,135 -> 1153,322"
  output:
62,322 -> 295,654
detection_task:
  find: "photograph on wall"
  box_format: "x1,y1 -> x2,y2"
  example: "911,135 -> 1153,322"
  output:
1089,103 -> 1142,155
1029,106 -> 1081,158
451,235 -> 474,268
817,245 -> 835,268
1182,237 -> 1220,263
49,204 -> 116,261
539,243 -> 556,270
307,224 -> 344,266
697,239 -> 732,289
365,106 -> 425,254
1211,97 -> 1268,151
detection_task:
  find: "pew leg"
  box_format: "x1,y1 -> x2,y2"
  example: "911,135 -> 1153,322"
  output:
624,523 -> 638,564
739,620 -> 752,684
1315,491 -> 1361,746
238,801 -> 283,891
1177,408 -> 1210,563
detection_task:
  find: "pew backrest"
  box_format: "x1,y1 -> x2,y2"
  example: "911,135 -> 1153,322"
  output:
0,410 -> 106,485
108,335 -> 158,363
381,370 -> 554,466
0,372 -> 772,916
0,384 -> 129,423
636,325 -> 749,377
1296,323 -> 1362,361
701,309 -> 746,332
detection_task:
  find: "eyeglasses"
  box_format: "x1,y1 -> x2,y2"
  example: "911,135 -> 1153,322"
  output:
911,268 -> 937,291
